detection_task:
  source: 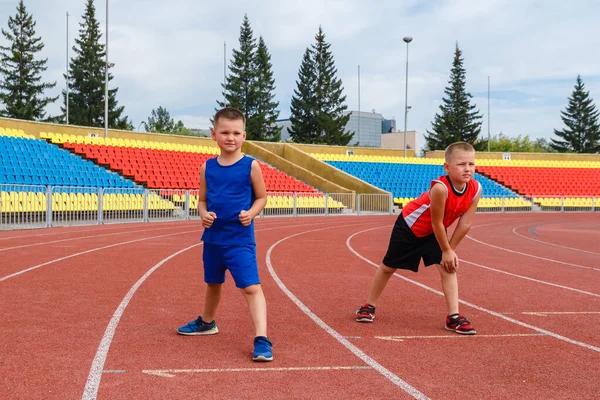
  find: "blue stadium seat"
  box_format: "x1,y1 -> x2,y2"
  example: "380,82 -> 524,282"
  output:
326,160 -> 519,199
0,136 -> 139,190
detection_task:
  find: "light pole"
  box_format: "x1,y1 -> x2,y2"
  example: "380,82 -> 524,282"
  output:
66,11 -> 69,125
104,0 -> 109,138
402,36 -> 412,158
488,76 -> 491,152
357,65 -> 361,143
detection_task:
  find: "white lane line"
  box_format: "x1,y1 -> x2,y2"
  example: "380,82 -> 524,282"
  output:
82,243 -> 201,400
266,224 -> 429,400
465,234 -> 599,271
460,260 -> 600,298
141,366 -> 372,378
81,221 -> 369,399
346,227 -> 600,354
0,225 -> 187,252
376,333 -> 547,342
469,221 -> 515,230
522,312 -> 600,317
512,225 -> 600,256
0,229 -> 202,282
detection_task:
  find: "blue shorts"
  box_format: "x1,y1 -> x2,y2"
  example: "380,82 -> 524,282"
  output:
202,244 -> 260,289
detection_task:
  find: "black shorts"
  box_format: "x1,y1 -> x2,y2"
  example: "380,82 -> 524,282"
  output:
382,216 -> 442,272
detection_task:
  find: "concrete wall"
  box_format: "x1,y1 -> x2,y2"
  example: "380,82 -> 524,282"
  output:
242,141 -> 355,195
0,117 -> 219,148
243,141 -> 389,195
292,143 -> 416,158
426,150 -> 600,162
381,130 -> 417,151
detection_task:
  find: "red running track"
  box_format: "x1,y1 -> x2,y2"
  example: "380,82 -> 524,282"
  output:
1,213 -> 599,399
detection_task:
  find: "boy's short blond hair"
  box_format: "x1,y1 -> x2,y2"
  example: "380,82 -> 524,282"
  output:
214,107 -> 246,129
445,142 -> 475,161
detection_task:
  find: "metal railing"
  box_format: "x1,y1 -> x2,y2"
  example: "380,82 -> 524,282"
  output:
3,184 -> 597,231
0,186 -> 395,230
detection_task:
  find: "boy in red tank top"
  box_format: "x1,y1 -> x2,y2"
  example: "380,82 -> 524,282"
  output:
355,142 -> 481,334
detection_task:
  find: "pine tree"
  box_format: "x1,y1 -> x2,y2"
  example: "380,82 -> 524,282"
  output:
144,106 -> 176,133
0,0 -> 57,120
216,15 -> 259,137
290,26 -> 352,145
62,0 -> 130,129
254,36 -> 281,141
215,16 -> 281,141
551,75 -> 600,153
424,43 -> 482,150
289,48 -> 318,143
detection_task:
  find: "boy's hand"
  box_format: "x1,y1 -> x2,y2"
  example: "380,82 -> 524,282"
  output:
201,211 -> 217,228
239,210 -> 253,226
441,250 -> 459,273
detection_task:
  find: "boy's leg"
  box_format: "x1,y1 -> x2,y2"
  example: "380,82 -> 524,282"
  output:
202,283 -> 223,323
356,263 -> 397,322
176,283 -> 222,336
240,284 -> 267,337
226,245 -> 273,361
242,285 -> 272,361
435,263 -> 476,334
367,263 -> 397,306
176,244 -> 225,336
435,264 -> 459,315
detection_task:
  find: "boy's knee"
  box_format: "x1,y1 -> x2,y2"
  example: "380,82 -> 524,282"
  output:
379,264 -> 396,275
240,283 -> 261,296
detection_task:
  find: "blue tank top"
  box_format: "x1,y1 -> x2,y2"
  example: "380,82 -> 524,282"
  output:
201,155 -> 256,246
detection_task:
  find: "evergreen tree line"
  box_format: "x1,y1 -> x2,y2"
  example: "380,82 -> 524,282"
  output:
218,15 -> 351,145
424,44 -> 600,153
0,1 -> 598,151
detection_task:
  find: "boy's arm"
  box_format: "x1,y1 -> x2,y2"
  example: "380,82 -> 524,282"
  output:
248,160 -> 267,217
449,189 -> 481,250
429,183 -> 451,252
198,163 -> 208,217
430,183 -> 457,272
239,160 -> 267,227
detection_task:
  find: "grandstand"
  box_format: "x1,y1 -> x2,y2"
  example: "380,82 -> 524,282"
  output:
312,153 -> 533,210
0,126 -> 350,228
2,119 -> 600,230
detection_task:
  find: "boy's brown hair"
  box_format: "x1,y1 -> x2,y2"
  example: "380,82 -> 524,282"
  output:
214,107 -> 246,129
445,141 -> 475,161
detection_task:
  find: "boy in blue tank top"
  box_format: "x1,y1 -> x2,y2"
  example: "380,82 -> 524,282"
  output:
177,107 -> 272,362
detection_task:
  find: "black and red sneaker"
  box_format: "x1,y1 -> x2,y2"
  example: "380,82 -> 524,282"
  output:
355,303 -> 376,322
445,313 -> 476,335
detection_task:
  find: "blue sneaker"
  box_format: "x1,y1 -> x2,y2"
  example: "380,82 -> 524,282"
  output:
253,336 -> 273,362
177,316 -> 218,336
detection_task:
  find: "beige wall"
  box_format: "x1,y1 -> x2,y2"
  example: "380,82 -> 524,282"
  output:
245,141 -> 388,195
426,150 -> 600,162
0,117 -> 219,148
381,130 -> 417,151
292,143 -> 415,158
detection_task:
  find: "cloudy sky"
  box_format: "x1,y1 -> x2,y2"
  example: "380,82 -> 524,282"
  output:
1,0 -> 599,151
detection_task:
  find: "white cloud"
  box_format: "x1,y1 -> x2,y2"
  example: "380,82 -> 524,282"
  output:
0,0 -> 599,151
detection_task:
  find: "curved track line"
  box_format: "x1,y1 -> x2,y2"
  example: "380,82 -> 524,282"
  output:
346,227 -> 600,354
0,229 -> 202,282
460,259 -> 600,297
0,220 -> 203,241
512,225 -> 600,256
80,221 -> 372,399
82,243 -> 201,400
0,220 -> 358,283
0,225 -> 193,252
265,223 -> 429,400
0,218 -> 303,250
465,235 -> 599,272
